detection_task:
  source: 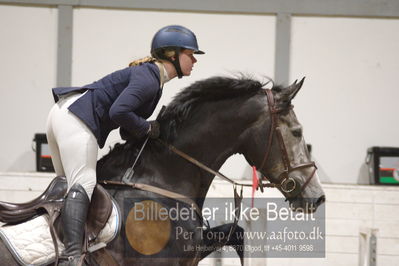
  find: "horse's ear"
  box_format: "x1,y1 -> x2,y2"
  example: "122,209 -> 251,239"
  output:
273,77 -> 305,106
287,77 -> 305,101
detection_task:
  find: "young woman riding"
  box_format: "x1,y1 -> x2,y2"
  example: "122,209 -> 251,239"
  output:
46,25 -> 204,265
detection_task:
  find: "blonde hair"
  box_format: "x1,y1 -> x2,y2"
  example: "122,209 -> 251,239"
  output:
128,48 -> 179,67
163,48 -> 176,58
128,56 -> 157,67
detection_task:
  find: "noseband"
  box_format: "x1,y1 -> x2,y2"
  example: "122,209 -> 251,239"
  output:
258,89 -> 317,198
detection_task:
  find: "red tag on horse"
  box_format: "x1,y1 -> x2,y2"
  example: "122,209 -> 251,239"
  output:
252,166 -> 258,208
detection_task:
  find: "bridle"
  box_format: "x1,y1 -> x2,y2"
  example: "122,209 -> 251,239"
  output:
258,89 -> 317,198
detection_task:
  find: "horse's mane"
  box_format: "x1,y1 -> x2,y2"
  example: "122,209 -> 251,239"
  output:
158,76 -> 267,141
162,76 -> 265,119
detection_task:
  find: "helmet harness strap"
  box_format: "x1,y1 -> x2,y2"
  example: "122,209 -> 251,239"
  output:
170,48 -> 183,79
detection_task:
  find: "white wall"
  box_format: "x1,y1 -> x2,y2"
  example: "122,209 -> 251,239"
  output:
0,5 -> 57,171
290,16 -> 399,184
0,5 -> 399,185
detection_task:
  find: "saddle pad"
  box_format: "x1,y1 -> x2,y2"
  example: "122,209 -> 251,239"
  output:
0,200 -> 121,266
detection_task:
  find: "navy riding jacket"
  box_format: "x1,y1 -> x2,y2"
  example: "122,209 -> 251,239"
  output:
52,62 -> 162,148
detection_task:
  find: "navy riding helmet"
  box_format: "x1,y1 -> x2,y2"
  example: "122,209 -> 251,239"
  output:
151,25 -> 205,78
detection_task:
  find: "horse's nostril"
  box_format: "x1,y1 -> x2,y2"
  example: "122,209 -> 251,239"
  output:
316,195 -> 326,205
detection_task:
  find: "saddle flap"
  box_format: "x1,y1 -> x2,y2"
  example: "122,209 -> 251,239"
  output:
87,184 -> 113,241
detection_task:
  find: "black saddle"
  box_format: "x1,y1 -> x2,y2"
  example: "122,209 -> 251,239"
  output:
0,176 -> 117,265
0,176 -> 67,223
0,176 -> 113,242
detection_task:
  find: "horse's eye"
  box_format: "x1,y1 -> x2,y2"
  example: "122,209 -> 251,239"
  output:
292,128 -> 302,138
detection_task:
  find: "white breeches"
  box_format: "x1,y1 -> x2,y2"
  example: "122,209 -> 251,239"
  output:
46,92 -> 97,199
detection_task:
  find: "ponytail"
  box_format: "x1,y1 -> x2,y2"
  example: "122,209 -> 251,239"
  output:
128,56 -> 157,67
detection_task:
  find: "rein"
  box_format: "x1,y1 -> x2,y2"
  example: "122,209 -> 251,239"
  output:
156,139 -> 276,189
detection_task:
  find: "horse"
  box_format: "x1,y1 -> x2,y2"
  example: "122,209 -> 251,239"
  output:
0,75 -> 325,266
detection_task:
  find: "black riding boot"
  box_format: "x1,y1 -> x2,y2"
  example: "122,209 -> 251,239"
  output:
58,183 -> 90,266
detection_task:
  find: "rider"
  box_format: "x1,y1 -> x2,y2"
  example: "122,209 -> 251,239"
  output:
46,25 -> 204,265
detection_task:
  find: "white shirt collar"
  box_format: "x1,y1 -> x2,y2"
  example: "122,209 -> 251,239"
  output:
162,63 -> 170,83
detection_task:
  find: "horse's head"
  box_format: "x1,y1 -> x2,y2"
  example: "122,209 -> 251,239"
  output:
239,78 -> 325,213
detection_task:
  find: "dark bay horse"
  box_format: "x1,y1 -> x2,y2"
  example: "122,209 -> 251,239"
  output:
0,76 -> 325,265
